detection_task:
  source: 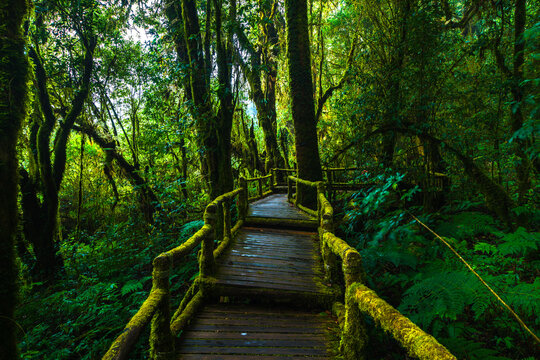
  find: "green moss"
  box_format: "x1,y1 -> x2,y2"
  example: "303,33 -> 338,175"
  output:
102,289 -> 166,360
297,203 -> 318,217
170,291 -> 204,335
340,295 -> 367,360
245,216 -> 318,229
349,283 -> 456,360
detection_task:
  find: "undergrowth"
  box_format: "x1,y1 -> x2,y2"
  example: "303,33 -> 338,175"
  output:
16,214 -> 202,360
339,171 -> 540,360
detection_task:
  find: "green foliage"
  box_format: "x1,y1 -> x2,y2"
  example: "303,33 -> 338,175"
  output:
435,212 -> 500,241
497,227 -> 539,256
17,210 -> 199,359
342,174 -> 540,359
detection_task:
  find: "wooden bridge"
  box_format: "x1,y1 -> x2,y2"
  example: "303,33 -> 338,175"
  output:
103,169 -> 456,360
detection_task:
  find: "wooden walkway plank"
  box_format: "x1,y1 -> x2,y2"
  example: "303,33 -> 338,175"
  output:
247,194 -> 314,220
175,194 -> 339,359
177,304 -> 338,359
214,222 -> 327,295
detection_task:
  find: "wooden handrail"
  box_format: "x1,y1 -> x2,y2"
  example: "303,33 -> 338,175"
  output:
349,284 -> 456,360
271,168 -> 296,172
310,176 -> 455,360
288,175 -> 319,187
244,174 -> 272,181
102,187 -> 247,360
244,174 -> 273,201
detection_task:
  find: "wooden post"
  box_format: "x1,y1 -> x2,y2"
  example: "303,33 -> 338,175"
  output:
214,200 -> 224,244
343,250 -> 365,288
223,197 -> 232,241
341,287 -> 367,360
294,177 -> 299,206
270,169 -> 276,192
150,254 -> 174,360
239,177 -> 247,219
258,178 -> 263,198
287,176 -> 292,201
316,182 -> 324,219
341,249 -> 367,360
321,217 -> 339,285
201,204 -> 217,277
325,169 -> 333,202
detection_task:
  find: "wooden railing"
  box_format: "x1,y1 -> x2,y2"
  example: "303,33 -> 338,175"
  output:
286,176 -> 456,360
103,167 -> 453,360
241,174 -> 273,202
102,187 -> 247,360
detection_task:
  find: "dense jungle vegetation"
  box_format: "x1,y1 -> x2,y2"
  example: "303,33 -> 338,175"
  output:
1,0 -> 539,359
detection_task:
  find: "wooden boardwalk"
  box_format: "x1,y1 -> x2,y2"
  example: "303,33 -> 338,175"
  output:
247,194 -> 313,220
177,194 -> 339,359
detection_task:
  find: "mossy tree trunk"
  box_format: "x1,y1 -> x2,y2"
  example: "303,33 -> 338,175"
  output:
21,32 -> 96,279
233,5 -> 286,177
493,0 -> 531,205
0,0 -> 29,357
381,0 -> 411,167
175,0 -> 234,199
509,0 -> 530,204
285,0 -> 323,208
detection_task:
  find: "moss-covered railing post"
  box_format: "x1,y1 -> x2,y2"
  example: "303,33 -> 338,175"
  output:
238,177 -> 247,219
270,168 -> 276,192
223,197 -> 232,242
319,194 -> 339,285
257,177 -> 263,198
287,175 -> 293,201
201,203 -> 217,277
214,200 -> 224,245
341,248 -> 368,360
149,254 -> 174,360
325,169 -> 333,202
294,177 -> 299,206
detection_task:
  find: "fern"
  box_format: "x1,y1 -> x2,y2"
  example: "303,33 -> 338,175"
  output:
502,278 -> 540,318
498,227 -> 539,256
178,220 -> 204,240
120,278 -> 146,296
435,211 -> 500,241
398,267 -> 485,332
440,337 -> 511,360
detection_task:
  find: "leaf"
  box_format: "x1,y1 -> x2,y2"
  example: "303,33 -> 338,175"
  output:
121,279 -> 143,296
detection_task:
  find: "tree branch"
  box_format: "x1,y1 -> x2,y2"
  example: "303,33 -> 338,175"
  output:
315,37 -> 357,122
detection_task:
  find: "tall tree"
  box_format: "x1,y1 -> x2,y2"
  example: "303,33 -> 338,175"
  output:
167,0 -> 235,199
285,0 -> 323,206
0,0 -> 29,357
493,0 -> 532,204
20,3 -> 96,278
234,0 -> 286,175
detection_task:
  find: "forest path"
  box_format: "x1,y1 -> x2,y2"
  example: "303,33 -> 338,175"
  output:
176,194 -> 339,359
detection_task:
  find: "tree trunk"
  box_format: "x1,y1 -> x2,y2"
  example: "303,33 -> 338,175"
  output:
233,9 -> 285,177
381,1 -> 410,167
0,0 -> 29,357
511,0 -> 530,204
24,35 -> 95,277
285,0 -> 323,207
179,0 -> 234,199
